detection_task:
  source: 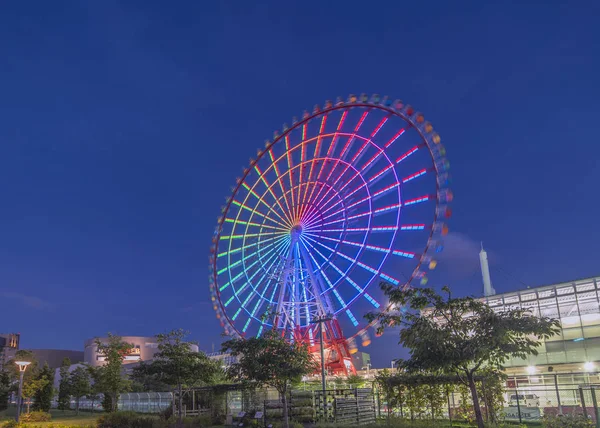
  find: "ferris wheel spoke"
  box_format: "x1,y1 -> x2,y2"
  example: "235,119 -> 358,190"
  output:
231,199 -> 290,230
403,195 -> 432,206
384,128 -> 407,149
218,233 -> 283,259
224,218 -> 287,232
300,236 -> 380,315
308,226 -> 398,234
318,194 -> 370,223
367,164 -> 395,185
221,231 -> 282,241
358,146 -> 390,177
231,238 -> 290,325
370,114 -> 391,139
241,182 -> 292,228
268,149 -> 294,220
372,183 -> 400,201
253,163 -> 295,226
402,168 -> 428,184
227,237 -> 286,293
318,178 -> 367,217
284,135 -> 298,220
308,150 -> 352,209
396,144 -> 424,164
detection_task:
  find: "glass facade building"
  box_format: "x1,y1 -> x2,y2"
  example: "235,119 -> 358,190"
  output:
483,276 -> 600,368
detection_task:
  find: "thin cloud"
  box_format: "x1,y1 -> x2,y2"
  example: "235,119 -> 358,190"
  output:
435,232 -> 487,281
0,291 -> 53,310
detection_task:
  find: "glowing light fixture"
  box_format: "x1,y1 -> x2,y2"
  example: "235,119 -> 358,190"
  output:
526,365 -> 536,375
584,362 -> 595,372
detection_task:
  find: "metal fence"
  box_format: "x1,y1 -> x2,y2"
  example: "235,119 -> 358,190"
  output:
373,373 -> 600,425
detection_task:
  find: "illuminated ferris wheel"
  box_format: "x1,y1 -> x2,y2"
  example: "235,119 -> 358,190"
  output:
209,94 -> 451,373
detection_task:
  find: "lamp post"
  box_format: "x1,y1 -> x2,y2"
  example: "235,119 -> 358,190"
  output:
15,361 -> 31,423
310,314 -> 332,406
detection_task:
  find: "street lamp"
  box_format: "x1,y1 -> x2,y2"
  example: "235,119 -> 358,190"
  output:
15,361 -> 31,423
310,314 -> 332,403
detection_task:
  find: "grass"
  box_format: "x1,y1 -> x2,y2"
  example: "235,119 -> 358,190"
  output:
0,408 -> 100,426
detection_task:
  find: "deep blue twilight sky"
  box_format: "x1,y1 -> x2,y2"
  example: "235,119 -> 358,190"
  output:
1,1 -> 599,367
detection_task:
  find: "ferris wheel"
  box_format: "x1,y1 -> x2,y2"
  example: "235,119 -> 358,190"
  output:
209,94 -> 451,371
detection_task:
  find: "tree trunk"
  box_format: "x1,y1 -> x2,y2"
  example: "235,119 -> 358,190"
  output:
91,398 -> 95,414
466,372 -> 484,428
178,383 -> 183,424
281,387 -> 290,428
76,397 -> 80,415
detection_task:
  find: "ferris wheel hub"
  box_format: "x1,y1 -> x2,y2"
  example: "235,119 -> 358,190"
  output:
290,224 -> 303,241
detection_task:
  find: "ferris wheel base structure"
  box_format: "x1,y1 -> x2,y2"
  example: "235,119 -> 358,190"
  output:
209,94 -> 451,376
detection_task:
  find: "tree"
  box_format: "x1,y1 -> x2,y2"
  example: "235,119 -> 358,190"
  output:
57,357 -> 72,411
7,350 -> 39,414
94,334 -> 133,412
0,349 -> 9,411
33,363 -> 54,412
367,284 -> 560,428
346,374 -> 365,388
132,329 -> 218,424
222,330 -> 318,428
86,366 -> 102,413
69,366 -> 91,415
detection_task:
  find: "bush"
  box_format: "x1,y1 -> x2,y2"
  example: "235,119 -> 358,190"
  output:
97,411 -> 158,428
1,421 -> 19,428
543,413 -> 594,427
21,410 -> 52,422
182,414 -> 212,427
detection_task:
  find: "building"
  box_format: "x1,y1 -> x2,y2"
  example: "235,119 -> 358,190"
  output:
84,336 -> 199,367
484,275 -> 600,374
0,333 -> 20,368
29,349 -> 84,369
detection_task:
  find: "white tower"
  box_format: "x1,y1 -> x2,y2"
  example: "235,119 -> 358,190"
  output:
479,243 -> 496,297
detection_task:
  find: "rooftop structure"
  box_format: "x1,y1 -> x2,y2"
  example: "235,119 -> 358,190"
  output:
484,275 -> 600,371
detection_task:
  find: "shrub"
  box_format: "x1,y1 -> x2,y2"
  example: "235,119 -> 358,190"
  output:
97,411 -> 158,428
1,421 -> 19,428
182,414 -> 212,427
543,413 -> 594,427
159,405 -> 173,421
21,410 -> 52,422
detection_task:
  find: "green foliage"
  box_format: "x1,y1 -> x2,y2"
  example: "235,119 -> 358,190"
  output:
0,421 -> 19,428
367,284 -> 560,428
542,414 -> 594,427
222,329 -> 318,394
94,334 -> 133,412
21,410 -> 52,422
69,366 -> 91,414
222,329 -> 318,428
132,329 -> 217,391
57,358 -> 72,411
0,369 -> 9,411
132,329 -> 218,423
101,393 -> 113,413
32,363 -> 54,412
96,411 -> 157,428
346,374 -> 365,387
6,350 -> 40,409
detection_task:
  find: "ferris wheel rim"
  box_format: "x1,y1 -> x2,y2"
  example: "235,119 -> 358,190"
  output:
209,96 -> 450,341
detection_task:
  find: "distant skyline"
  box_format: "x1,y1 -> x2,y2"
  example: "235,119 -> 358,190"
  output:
1,1 -> 599,367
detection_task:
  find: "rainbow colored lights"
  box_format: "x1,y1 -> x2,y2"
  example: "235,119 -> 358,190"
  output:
209,94 -> 450,347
